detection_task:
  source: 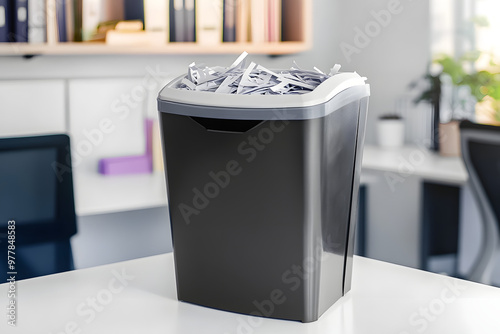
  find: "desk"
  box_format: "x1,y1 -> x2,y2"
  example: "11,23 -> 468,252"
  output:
72,145 -> 466,217
1,253 -> 499,333
362,145 -> 467,184
359,145 -> 472,273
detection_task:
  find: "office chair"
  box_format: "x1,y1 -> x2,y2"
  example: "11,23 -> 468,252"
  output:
460,121 -> 500,285
0,134 -> 77,282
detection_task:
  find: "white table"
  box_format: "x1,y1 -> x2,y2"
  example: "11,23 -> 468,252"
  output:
362,145 -> 468,184
1,253 -> 499,333
72,145 -> 467,217
359,145 -> 471,270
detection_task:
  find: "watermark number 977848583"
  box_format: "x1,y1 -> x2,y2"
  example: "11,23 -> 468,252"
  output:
6,220 -> 16,326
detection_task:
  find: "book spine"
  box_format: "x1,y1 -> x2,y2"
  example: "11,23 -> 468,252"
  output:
250,0 -> 265,43
223,0 -> 236,42
124,0 -> 144,24
281,0 -> 303,42
14,0 -> 28,42
81,0 -> 100,41
56,0 -> 67,42
276,0 -> 281,41
268,0 -> 280,42
73,0 -> 82,41
196,0 -> 222,44
28,0 -> 46,43
0,0 -> 11,42
46,0 -> 59,44
65,0 -> 74,42
263,0 -> 269,42
236,0 -> 249,42
168,0 -> 174,41
184,0 -> 194,42
144,0 -> 168,32
171,0 -> 184,42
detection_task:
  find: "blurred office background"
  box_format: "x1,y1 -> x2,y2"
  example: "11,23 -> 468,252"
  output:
0,0 -> 499,286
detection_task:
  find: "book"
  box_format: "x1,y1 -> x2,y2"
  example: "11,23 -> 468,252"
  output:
98,119 -> 154,176
98,155 -> 151,175
46,0 -> 59,44
144,0 -> 168,43
73,0 -> 83,41
81,0 -> 100,40
65,0 -> 74,41
196,0 -> 223,44
115,20 -> 143,31
14,0 -> 28,42
56,0 -> 67,41
236,0 -> 250,42
106,29 -> 165,45
267,0 -> 280,42
223,0 -> 236,42
281,0 -> 303,42
263,0 -> 269,42
0,0 -> 11,42
184,0 -> 194,42
82,0 -> 124,41
169,0 -> 184,42
28,0 -> 46,43
250,0 -> 266,43
124,0 -> 144,24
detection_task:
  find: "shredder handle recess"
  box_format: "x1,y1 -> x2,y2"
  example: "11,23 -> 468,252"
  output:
190,117 -> 265,133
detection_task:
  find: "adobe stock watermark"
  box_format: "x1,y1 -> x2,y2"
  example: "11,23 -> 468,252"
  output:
225,235 -> 339,334
383,127 -> 450,192
47,268 -> 134,334
398,278 -> 467,334
340,0 -> 410,63
51,66 -> 171,183
178,115 -> 290,224
383,142 -> 430,192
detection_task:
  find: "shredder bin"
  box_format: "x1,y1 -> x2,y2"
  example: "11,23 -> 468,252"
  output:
157,72 -> 370,323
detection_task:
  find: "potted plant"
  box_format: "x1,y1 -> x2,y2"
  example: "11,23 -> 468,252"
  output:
410,69 -> 441,151
467,54 -> 500,126
412,53 -> 500,156
377,113 -> 405,148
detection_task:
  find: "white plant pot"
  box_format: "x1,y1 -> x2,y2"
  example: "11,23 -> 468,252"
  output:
377,119 -> 405,148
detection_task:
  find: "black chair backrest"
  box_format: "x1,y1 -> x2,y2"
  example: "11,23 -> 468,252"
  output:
0,134 -> 77,281
460,121 -> 500,227
460,120 -> 500,284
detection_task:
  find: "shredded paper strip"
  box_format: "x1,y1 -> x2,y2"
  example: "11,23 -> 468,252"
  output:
176,52 -> 342,95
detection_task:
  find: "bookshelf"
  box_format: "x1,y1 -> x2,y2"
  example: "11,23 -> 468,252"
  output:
0,41 -> 309,56
0,0 -> 312,57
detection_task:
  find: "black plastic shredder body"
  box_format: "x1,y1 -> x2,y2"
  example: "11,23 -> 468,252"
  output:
157,72 -> 370,323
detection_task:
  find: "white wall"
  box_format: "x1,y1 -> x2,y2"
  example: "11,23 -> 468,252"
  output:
333,0 -> 431,144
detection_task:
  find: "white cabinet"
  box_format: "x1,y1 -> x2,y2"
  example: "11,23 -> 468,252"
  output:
0,80 -> 66,137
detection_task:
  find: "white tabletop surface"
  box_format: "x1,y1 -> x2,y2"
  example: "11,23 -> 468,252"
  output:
362,145 -> 468,184
1,253 -> 499,334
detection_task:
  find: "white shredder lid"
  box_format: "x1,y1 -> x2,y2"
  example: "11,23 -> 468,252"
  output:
158,72 -> 369,109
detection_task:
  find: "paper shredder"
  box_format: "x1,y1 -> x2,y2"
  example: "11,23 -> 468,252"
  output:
157,72 -> 370,323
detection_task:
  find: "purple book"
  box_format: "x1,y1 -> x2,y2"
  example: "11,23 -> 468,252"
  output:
98,118 -> 154,176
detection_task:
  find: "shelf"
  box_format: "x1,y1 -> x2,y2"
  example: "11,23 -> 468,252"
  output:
0,0 -> 312,57
74,171 -> 167,217
0,41 -> 311,56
